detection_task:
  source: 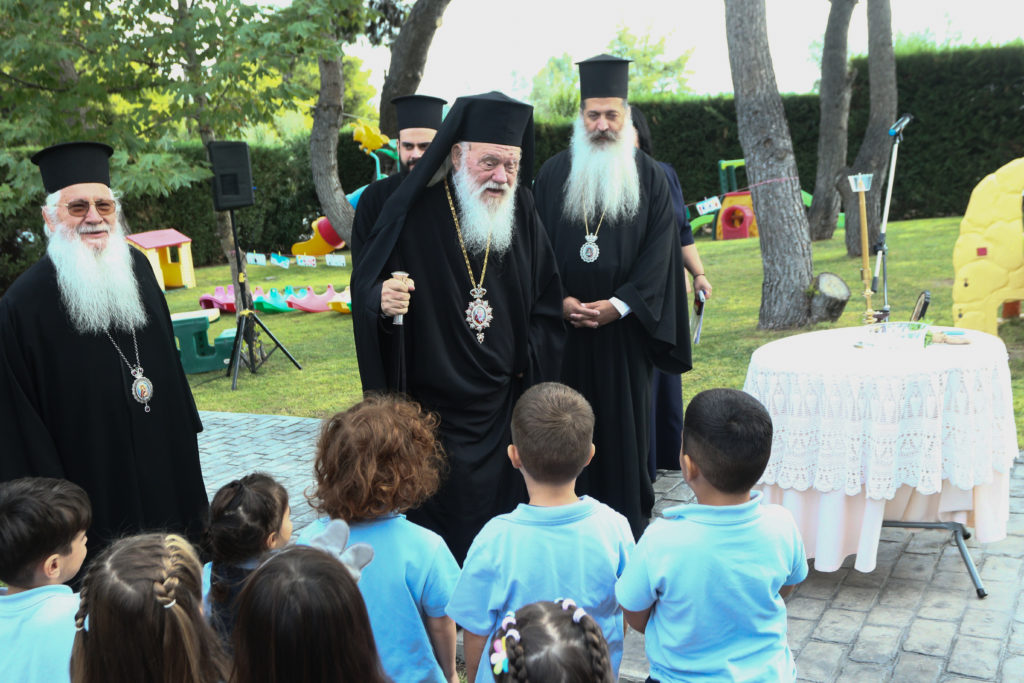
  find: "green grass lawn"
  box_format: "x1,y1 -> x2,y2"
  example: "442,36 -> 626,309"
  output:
166,217 -> 1023,446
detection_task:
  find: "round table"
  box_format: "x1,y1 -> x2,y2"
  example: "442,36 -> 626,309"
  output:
743,326 -> 1017,572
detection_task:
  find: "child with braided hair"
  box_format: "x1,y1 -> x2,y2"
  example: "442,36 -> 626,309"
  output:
446,382 -> 634,683
70,533 -> 229,683
201,472 -> 292,648
490,599 -> 615,683
296,394 -> 460,683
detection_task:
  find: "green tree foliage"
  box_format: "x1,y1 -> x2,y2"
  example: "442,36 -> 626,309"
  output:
606,26 -> 693,98
529,53 -> 580,122
529,26 -> 694,122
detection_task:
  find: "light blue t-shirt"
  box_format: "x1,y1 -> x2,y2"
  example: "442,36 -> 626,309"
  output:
446,496 -> 635,683
297,514 -> 460,683
0,584 -> 79,683
615,490 -> 808,683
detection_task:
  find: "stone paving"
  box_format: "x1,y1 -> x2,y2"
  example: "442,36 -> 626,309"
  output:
197,411 -> 1024,683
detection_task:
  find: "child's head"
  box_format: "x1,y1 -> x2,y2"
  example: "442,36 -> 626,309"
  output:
71,533 -> 228,683
310,394 -> 445,522
510,382 -> 595,485
682,388 -> 774,494
492,599 -> 615,683
230,545 -> 387,683
205,472 -> 291,564
0,477 -> 91,588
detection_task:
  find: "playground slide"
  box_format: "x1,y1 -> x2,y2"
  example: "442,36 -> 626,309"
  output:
291,216 -> 347,256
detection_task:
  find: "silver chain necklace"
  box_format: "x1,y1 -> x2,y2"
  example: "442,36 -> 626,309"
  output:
105,329 -> 154,412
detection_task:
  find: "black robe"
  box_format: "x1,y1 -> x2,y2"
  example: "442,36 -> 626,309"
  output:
350,172 -> 404,264
351,179 -> 565,562
0,248 -> 210,558
533,149 -> 691,538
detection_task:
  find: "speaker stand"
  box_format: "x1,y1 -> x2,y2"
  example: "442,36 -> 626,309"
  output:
224,209 -> 301,390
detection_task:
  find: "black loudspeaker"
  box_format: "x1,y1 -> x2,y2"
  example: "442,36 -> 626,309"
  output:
208,141 -> 255,211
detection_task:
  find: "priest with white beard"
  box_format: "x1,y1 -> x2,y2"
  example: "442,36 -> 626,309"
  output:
534,55 -> 691,540
0,141 -> 210,565
351,92 -> 565,562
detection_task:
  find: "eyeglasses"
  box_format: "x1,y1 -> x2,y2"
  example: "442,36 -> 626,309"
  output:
63,199 -> 116,217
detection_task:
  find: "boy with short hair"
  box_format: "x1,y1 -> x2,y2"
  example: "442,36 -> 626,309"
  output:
447,382 -> 635,683
616,388 -> 808,683
0,477 -> 91,683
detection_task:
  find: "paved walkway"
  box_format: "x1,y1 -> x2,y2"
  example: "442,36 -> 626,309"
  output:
197,411 -> 1024,683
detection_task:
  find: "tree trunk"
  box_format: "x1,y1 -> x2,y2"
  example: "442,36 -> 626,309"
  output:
808,0 -> 857,241
311,54 -> 355,244
724,0 -> 814,330
378,0 -> 454,136
839,0 -> 897,257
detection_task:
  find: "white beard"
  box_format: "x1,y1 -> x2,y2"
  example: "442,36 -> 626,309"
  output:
451,162 -> 518,256
562,115 -> 641,225
46,219 -> 148,335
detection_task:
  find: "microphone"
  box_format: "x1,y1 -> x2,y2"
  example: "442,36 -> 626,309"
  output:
889,114 -> 913,136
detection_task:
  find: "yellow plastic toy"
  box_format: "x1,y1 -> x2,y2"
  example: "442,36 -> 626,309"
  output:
292,216 -> 345,256
951,157 -> 1024,335
715,191 -> 760,240
353,120 -> 390,154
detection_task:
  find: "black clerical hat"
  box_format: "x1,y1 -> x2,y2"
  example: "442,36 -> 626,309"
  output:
577,54 -> 632,100
392,94 -> 447,131
404,91 -> 535,189
31,141 -> 114,193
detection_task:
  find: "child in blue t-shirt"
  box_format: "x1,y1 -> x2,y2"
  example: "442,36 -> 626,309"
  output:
296,394 -> 460,683
201,472 -> 292,649
0,477 -> 91,683
446,382 -> 635,683
616,388 -> 808,683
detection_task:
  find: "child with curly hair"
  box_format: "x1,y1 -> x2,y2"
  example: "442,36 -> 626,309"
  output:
297,394 -> 460,683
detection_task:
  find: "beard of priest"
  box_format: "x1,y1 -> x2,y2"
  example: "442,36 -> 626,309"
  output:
450,141 -> 519,256
562,105 -> 641,226
42,186 -> 148,336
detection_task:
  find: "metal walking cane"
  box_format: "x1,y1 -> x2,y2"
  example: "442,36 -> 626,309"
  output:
871,113 -> 914,322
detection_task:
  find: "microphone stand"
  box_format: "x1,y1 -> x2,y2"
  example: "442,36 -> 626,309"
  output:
871,113 -> 913,322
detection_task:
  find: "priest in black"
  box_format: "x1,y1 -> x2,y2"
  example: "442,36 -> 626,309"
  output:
533,55 -> 691,539
351,92 -> 565,561
0,142 -> 210,564
350,94 -> 446,263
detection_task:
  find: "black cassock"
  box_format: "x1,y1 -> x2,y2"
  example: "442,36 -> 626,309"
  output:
0,248 -> 210,558
350,172 -> 403,264
351,178 -> 565,562
534,149 -> 691,538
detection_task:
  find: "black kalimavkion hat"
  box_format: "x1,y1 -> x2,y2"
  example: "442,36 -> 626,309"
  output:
392,94 -> 447,131
31,141 -> 114,193
577,54 -> 632,100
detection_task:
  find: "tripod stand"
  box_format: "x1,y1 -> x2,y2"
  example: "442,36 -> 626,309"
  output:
225,209 -> 302,390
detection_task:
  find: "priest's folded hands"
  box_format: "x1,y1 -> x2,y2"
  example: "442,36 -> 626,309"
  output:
563,296 -> 620,329
381,275 -> 416,316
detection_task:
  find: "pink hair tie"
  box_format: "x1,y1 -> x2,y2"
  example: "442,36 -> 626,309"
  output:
572,607 -> 587,623
501,611 -> 517,630
559,598 -> 577,610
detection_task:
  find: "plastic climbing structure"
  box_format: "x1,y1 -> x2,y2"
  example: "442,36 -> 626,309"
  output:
951,157 -> 1024,335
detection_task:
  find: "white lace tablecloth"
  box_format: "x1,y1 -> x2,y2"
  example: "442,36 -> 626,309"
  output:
743,326 -> 1018,499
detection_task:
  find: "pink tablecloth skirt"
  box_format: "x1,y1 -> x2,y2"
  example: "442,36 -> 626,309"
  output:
758,470 -> 1010,572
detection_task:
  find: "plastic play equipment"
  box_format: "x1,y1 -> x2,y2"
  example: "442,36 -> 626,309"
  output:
172,315 -> 237,374
127,229 -> 196,291
198,285 -> 236,313
951,157 -> 1024,335
254,286 -> 296,314
290,120 -> 397,256
287,285 -> 339,313
691,159 -> 844,239
327,286 -> 352,314
291,216 -> 345,256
